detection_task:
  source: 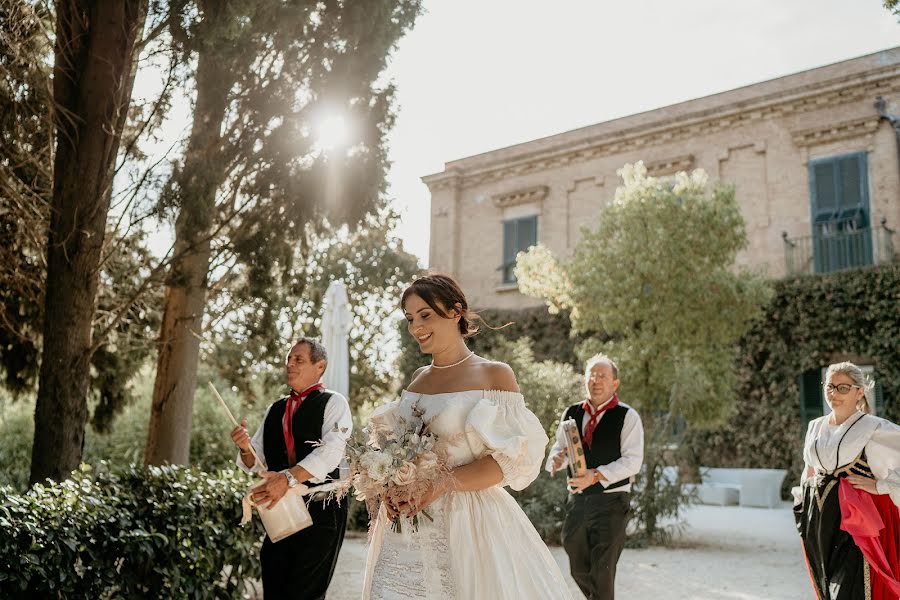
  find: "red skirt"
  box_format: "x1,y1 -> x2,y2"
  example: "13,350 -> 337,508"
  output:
839,478 -> 900,600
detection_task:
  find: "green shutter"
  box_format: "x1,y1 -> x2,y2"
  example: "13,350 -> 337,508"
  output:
502,219 -> 516,283
809,153 -> 871,272
799,369 -> 824,428
839,155 -> 863,210
501,216 -> 539,284
518,215 -> 537,252
812,161 -> 837,219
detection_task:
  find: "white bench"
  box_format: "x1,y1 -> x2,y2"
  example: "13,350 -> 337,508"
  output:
697,467 -> 742,506
697,467 -> 787,508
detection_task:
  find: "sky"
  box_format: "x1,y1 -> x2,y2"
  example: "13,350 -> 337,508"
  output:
382,0 -> 900,265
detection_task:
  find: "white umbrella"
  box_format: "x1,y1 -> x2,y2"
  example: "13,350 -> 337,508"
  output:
321,280 -> 352,397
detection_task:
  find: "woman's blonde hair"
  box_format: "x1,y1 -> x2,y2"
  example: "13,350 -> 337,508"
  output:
824,361 -> 874,414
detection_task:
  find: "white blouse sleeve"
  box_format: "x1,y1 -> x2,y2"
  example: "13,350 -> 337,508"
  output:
866,418 -> 900,508
296,392 -> 353,482
466,390 -> 550,491
792,419 -> 817,505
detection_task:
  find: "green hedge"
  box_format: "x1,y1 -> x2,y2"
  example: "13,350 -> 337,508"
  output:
683,264 -> 900,494
0,464 -> 263,599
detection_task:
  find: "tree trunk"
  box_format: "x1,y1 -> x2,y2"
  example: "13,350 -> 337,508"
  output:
143,28 -> 232,466
30,0 -> 147,485
143,232 -> 212,465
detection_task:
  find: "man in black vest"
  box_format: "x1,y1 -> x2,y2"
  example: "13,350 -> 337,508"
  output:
547,354 -> 644,600
231,337 -> 352,600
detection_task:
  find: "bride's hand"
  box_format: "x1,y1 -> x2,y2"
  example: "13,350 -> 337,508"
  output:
398,481 -> 450,518
384,499 -> 400,522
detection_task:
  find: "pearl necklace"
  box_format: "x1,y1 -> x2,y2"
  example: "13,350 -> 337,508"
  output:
430,351 -> 474,369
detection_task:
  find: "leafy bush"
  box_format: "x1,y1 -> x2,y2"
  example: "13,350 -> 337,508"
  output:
0,463 -> 263,599
0,366 -> 279,493
0,396 -> 33,491
683,263 -> 900,496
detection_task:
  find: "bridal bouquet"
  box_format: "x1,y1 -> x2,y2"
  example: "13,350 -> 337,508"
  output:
341,401 -> 451,533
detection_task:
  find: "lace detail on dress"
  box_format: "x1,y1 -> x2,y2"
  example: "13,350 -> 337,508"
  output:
369,499 -> 456,599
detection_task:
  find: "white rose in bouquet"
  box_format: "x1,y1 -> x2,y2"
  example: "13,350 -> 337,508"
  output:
391,460 -> 418,486
361,450 -> 393,485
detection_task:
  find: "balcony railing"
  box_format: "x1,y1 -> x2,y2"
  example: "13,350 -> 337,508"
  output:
782,218 -> 896,276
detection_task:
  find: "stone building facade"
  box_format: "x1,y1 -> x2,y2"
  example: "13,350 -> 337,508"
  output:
423,48 -> 900,311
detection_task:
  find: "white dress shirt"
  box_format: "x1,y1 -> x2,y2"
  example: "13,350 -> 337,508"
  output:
236,389 -> 353,483
544,400 -> 644,493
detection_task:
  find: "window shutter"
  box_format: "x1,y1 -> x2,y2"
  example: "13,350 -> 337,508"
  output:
502,220 -> 516,283
799,369 -> 824,428
811,161 -> 838,220
839,154 -> 863,211
518,215 -> 537,252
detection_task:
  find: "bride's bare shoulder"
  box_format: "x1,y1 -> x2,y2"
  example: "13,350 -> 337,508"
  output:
407,365 -> 430,388
475,359 -> 519,393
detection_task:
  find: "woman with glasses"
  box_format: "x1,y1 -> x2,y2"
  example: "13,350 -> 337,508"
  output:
794,361 -> 900,600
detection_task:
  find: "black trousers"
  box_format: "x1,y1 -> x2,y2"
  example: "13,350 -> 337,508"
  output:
260,498 -> 348,600
561,491 -> 630,600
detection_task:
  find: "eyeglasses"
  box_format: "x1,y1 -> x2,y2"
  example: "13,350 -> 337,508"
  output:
823,383 -> 861,395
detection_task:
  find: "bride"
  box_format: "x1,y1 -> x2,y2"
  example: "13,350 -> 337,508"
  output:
362,273 -> 574,599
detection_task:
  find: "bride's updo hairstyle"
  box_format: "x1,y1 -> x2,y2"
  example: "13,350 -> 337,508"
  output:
401,273 -> 483,338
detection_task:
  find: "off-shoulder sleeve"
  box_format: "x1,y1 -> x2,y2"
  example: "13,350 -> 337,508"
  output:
866,417 -> 900,508
465,390 -> 549,491
365,399 -> 401,447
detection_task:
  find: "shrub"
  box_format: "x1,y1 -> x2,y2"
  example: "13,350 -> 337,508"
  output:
683,264 -> 900,496
0,463 -> 263,599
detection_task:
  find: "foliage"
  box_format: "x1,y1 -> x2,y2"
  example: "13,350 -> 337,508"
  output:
683,263 -> 900,496
0,463 -> 263,599
0,0 -> 52,394
516,162 -> 772,541
626,434 -> 694,548
211,209 -> 420,412
0,0 -> 163,429
0,365 -> 272,492
886,0 -> 899,17
143,0 -> 424,464
517,162 -> 772,427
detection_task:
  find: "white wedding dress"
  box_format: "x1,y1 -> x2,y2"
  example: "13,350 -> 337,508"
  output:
361,389 -> 574,600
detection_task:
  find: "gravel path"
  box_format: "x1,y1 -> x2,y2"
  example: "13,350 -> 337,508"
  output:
320,503 -> 815,600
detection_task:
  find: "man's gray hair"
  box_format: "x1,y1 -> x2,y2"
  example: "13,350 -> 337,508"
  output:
583,353 -> 618,396
584,353 -> 619,380
292,336 -> 328,365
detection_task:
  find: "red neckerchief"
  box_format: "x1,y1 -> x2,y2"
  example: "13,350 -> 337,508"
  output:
581,393 -> 619,449
283,382 -> 325,465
